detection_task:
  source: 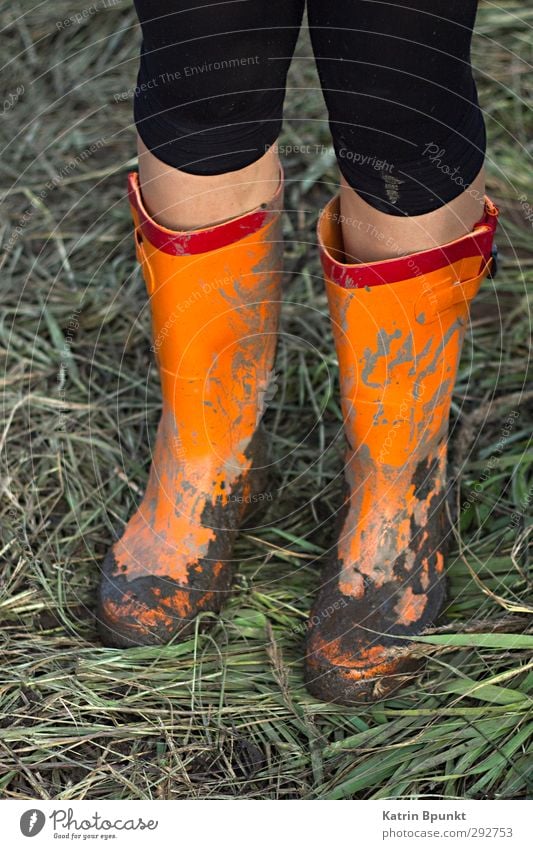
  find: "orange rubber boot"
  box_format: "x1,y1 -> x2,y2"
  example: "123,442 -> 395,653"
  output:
305,196 -> 498,703
98,172 -> 283,646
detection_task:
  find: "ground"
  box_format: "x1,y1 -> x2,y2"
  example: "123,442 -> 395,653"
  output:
0,1 -> 531,799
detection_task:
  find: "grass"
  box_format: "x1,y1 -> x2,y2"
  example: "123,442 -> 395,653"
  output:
0,1 -> 531,799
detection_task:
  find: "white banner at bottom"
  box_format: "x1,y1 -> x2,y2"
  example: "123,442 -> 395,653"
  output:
2,799 -> 529,849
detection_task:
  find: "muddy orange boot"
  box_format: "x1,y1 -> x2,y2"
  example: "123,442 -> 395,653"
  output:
305,196 -> 498,703
97,172 -> 283,646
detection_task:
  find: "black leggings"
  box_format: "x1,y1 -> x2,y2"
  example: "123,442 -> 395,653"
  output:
133,0 -> 485,216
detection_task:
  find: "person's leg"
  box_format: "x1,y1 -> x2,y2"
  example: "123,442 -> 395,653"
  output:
98,0 -> 304,647
133,0 -> 304,229
309,0 -> 486,260
305,1 -> 498,703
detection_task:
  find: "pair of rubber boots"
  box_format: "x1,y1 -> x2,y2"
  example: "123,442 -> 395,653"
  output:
98,171 -> 498,704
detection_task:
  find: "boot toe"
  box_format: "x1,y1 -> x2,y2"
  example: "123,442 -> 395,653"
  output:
303,569 -> 446,704
96,551 -> 219,647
